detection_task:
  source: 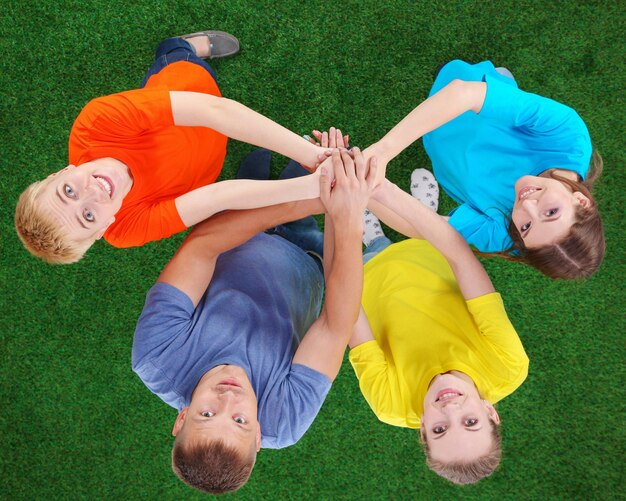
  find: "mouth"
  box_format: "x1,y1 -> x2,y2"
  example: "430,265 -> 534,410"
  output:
518,185 -> 541,201
435,388 -> 463,402
218,379 -> 242,388
94,175 -> 114,198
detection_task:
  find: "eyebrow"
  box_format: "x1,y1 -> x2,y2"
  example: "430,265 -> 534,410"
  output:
55,186 -> 68,205
76,214 -> 88,229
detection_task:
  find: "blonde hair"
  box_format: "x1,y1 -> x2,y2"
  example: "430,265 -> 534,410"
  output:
420,420 -> 502,485
14,179 -> 92,264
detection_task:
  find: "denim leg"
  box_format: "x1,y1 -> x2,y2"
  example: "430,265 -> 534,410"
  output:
140,37 -> 218,88
237,148 -> 271,180
271,160 -> 324,262
363,236 -> 392,264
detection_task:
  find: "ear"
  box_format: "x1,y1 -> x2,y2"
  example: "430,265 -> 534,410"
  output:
573,191 -> 591,208
172,407 -> 189,436
483,400 -> 501,425
95,217 -> 115,240
49,165 -> 75,178
255,422 -> 262,452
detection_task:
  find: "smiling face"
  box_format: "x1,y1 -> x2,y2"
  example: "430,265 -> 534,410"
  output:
421,373 -> 500,463
173,365 -> 261,454
511,175 -> 590,249
39,160 -> 133,242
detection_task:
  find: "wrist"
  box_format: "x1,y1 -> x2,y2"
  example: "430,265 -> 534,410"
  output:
366,140 -> 392,164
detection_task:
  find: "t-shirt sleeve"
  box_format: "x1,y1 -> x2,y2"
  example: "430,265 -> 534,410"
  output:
480,75 -> 592,172
466,292 -> 529,388
349,341 -> 405,427
104,199 -> 187,248
448,204 -> 514,252
72,87 -> 174,142
132,282 -> 195,370
259,364 -> 331,449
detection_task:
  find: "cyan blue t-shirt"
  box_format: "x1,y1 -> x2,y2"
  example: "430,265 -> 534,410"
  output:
132,233 -> 330,449
422,60 -> 592,252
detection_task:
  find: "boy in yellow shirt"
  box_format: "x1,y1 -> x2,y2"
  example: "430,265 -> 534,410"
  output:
349,172 -> 529,485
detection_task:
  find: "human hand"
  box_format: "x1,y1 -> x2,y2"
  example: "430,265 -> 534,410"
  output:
319,147 -> 378,228
306,127 -> 350,149
303,126 -> 350,173
362,141 -> 388,188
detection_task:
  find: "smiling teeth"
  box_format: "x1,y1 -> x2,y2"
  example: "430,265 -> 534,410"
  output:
520,188 -> 538,200
439,392 -> 459,400
95,176 -> 112,196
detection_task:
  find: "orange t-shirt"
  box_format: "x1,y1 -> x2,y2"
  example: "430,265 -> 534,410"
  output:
68,61 -> 228,248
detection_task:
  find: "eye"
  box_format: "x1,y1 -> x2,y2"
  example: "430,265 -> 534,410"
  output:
520,222 -> 531,232
544,208 -> 559,217
433,425 -> 447,434
83,209 -> 95,222
64,184 -> 76,198
464,418 -> 479,427
233,416 -> 247,425
201,411 -> 215,418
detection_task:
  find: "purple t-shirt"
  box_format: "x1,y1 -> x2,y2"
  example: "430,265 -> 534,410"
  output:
132,233 -> 331,449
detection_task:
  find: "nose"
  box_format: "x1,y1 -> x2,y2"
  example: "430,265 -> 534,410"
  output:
434,393 -> 467,411
521,198 -> 539,216
85,177 -> 107,202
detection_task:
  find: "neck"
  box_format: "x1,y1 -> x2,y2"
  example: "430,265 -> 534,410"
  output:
446,370 -> 475,386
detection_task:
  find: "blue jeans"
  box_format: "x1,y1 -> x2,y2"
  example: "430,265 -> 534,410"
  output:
363,236 -> 392,264
271,160 -> 325,274
140,37 -> 218,88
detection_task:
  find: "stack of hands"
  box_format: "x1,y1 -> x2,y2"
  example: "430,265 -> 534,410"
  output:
306,127 -> 383,229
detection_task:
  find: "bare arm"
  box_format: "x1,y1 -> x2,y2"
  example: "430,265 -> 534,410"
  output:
174,168 -> 327,227
169,91 -> 329,169
363,80 -> 487,180
292,148 -> 377,380
158,198 -> 323,307
373,180 -> 495,300
348,307 -> 376,348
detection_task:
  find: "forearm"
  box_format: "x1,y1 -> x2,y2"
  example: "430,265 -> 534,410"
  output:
322,213 -> 334,282
186,198 -> 323,248
374,182 -> 473,265
170,91 -> 322,167
365,80 -> 487,164
176,174 -> 321,227
322,219 -> 363,334
367,198 -> 424,240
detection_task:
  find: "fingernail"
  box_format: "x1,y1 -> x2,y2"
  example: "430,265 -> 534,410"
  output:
303,134 -> 311,141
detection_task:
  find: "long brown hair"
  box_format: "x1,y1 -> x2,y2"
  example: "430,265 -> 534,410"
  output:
503,151 -> 605,279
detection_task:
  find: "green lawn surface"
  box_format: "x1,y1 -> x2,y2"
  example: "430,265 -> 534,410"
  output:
1,1 -> 624,499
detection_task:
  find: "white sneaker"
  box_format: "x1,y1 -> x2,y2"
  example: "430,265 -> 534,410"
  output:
410,168 -> 439,212
363,209 -> 385,247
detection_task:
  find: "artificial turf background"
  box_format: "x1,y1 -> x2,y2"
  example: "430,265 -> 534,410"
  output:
1,1 -> 624,499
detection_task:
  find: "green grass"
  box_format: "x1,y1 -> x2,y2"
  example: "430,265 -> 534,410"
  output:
1,1 -> 625,499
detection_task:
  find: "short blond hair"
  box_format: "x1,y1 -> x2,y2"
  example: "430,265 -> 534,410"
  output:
15,179 -> 93,264
420,421 -> 502,484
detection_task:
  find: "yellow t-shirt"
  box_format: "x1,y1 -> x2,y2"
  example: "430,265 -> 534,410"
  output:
349,239 -> 529,429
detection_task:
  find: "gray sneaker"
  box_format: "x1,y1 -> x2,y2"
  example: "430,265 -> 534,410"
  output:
180,30 -> 240,59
